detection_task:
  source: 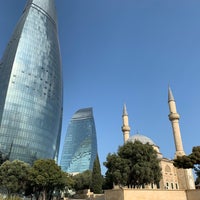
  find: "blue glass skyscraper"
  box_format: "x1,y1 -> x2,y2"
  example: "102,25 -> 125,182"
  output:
60,108 -> 98,174
0,0 -> 62,163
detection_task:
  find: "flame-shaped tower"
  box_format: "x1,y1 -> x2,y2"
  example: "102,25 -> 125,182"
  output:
0,0 -> 62,163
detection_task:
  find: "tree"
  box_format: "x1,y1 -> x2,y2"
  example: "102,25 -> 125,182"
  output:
173,146 -> 200,185
104,153 -> 130,187
91,155 -> 103,194
174,146 -> 200,169
28,159 -> 68,200
102,173 -> 113,190
173,155 -> 194,169
0,160 -> 30,196
73,170 -> 92,191
104,141 -> 162,188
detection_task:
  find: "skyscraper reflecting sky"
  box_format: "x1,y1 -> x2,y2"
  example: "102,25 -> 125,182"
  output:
0,0 -> 62,163
60,108 -> 98,174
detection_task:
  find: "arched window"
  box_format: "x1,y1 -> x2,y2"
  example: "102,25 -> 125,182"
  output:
165,165 -> 171,172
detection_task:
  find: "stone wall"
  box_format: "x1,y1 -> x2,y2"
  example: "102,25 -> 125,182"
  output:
186,190 -> 200,200
105,189 -> 200,200
105,189 -> 124,200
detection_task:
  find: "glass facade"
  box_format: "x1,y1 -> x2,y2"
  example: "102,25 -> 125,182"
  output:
60,108 -> 98,174
0,0 -> 62,164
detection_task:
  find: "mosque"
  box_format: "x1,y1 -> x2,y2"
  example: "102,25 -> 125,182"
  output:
121,87 -> 195,190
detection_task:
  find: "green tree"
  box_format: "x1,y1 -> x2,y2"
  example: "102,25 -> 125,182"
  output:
73,170 -> 92,191
102,173 -> 113,190
0,160 -> 30,196
173,146 -> 200,185
174,146 -> 200,169
104,153 -> 130,187
104,141 -> 162,188
91,155 -> 103,194
28,159 -> 68,200
173,155 -> 194,169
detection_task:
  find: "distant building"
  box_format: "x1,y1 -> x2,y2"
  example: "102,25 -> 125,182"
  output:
0,0 -> 63,163
121,87 -> 195,190
60,108 -> 98,174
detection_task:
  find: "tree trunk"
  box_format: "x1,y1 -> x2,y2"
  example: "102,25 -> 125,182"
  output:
48,190 -> 53,200
42,190 -> 47,200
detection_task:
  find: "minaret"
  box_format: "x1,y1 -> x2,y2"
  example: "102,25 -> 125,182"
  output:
168,87 -> 195,189
168,87 -> 185,157
121,104 -> 131,143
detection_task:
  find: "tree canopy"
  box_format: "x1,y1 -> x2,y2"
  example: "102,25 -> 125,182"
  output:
0,159 -> 73,200
173,146 -> 200,185
104,141 -> 162,188
173,146 -> 200,169
73,170 -> 92,191
28,159 -> 69,200
0,160 -> 30,196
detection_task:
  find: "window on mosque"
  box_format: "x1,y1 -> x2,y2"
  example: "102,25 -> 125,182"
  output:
166,182 -> 169,189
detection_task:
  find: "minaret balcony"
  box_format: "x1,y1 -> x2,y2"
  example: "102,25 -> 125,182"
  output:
168,113 -> 180,121
122,126 -> 131,132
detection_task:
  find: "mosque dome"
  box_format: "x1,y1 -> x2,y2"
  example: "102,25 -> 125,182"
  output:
127,133 -> 156,146
127,133 -> 162,156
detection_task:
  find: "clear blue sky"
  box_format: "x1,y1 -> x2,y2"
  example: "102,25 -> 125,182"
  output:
1,0 -> 200,174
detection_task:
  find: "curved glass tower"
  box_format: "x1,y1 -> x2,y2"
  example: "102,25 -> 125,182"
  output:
0,0 -> 62,164
60,108 -> 98,174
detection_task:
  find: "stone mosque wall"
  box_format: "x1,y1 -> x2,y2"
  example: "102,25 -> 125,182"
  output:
105,189 -> 200,200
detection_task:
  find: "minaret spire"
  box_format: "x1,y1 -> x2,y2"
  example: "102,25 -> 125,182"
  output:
123,103 -> 128,116
168,86 -> 185,157
122,104 -> 131,143
168,86 -> 175,102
